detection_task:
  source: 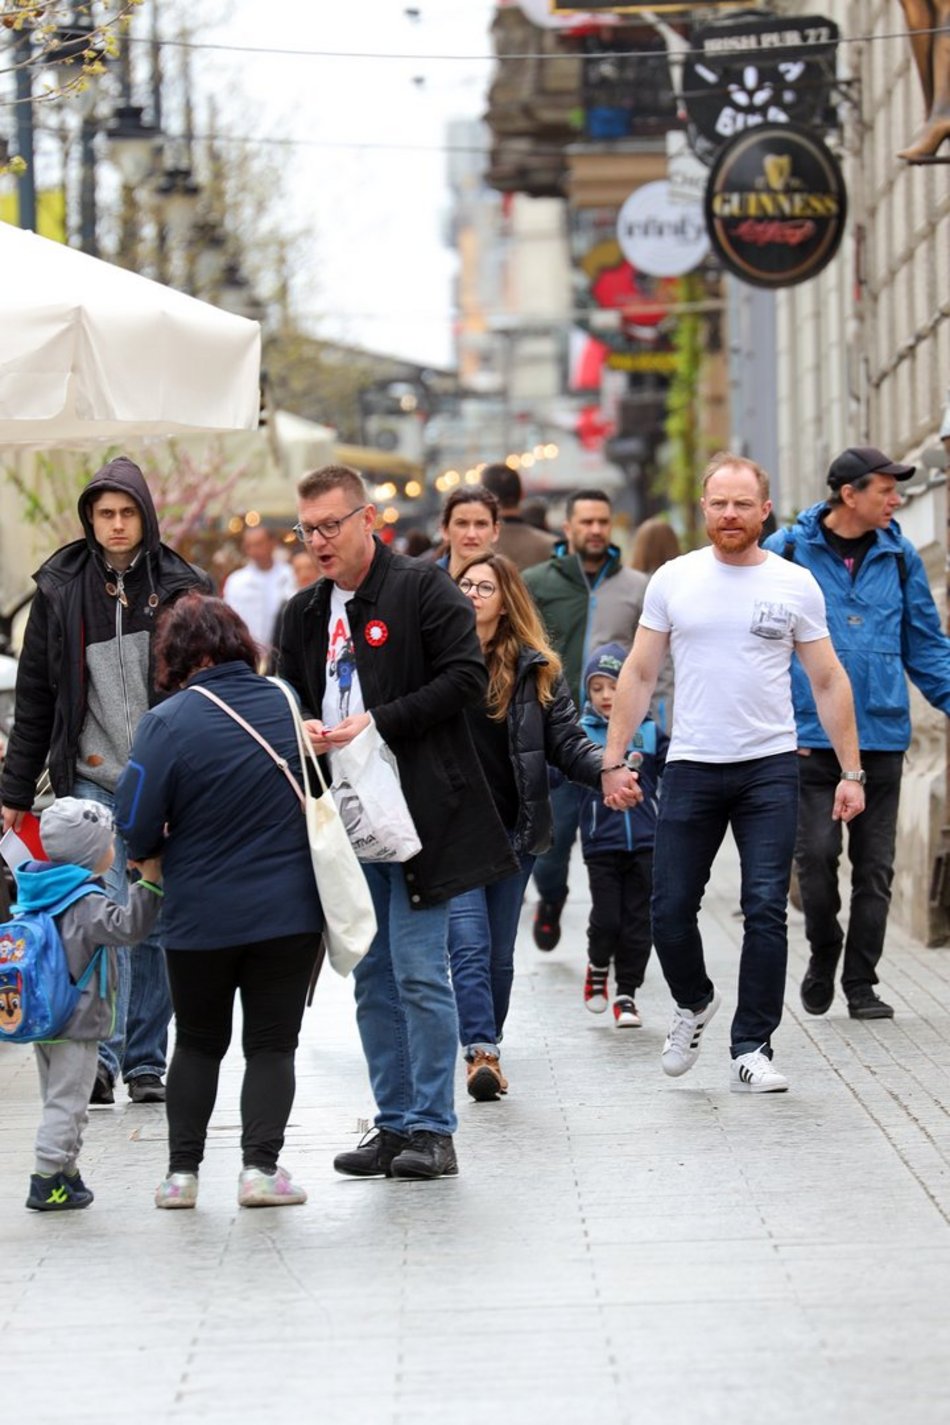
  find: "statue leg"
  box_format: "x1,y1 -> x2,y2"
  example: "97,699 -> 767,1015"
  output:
898,0 -> 950,157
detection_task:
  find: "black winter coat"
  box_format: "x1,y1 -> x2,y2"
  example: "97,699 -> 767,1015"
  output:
277,538 -> 518,908
1,458 -> 206,810
504,648 -> 603,856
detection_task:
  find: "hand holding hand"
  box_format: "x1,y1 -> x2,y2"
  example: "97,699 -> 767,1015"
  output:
601,766 -> 643,811
129,855 -> 163,885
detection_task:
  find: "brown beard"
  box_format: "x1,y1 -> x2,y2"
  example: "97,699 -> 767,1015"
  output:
708,524 -> 762,554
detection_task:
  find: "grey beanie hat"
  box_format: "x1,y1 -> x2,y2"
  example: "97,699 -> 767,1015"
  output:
40,797 -> 115,871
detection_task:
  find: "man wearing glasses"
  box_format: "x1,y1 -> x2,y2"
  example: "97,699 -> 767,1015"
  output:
279,464 -> 517,1180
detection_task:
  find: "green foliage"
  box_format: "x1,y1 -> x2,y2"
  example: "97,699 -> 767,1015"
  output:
660,274 -> 705,547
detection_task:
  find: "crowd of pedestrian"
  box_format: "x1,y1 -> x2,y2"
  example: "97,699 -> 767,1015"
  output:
3,439 -> 948,1213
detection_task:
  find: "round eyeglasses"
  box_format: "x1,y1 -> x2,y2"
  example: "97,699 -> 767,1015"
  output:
458,578 -> 497,598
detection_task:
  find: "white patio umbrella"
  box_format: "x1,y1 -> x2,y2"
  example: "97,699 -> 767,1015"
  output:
0,222 -> 261,447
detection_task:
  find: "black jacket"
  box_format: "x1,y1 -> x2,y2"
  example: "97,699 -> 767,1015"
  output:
277,538 -> 518,908
1,458 -> 205,809
504,648 -> 603,856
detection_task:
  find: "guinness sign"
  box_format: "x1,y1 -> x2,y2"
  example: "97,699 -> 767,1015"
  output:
704,124 -> 847,288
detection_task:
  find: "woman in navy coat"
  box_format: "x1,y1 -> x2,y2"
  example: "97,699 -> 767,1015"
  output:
115,595 -> 322,1212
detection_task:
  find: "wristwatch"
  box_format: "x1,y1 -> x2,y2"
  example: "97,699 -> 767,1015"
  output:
839,770 -> 867,784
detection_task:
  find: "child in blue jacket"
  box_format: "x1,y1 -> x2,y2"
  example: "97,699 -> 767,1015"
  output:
577,643 -> 667,1026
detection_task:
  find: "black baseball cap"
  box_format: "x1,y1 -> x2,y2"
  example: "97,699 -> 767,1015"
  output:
827,446 -> 915,490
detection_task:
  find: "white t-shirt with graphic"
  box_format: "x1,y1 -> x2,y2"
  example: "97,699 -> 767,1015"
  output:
640,547 -> 828,763
322,584 -> 365,727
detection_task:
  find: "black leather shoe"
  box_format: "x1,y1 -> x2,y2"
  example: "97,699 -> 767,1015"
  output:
533,899 -> 563,952
333,1128 -> 409,1178
847,989 -> 895,1020
128,1074 -> 166,1104
390,1131 -> 459,1180
89,1067 -> 114,1105
800,965 -> 835,1015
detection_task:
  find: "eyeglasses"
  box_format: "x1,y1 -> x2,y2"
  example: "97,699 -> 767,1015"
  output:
293,506 -> 366,543
458,578 -> 497,598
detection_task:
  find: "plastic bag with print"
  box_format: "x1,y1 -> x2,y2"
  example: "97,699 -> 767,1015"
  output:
328,723 -> 422,864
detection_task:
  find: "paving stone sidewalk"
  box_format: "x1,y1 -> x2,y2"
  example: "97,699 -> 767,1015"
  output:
2,837 -> 949,1425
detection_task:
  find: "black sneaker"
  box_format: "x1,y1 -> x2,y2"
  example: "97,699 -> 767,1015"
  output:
847,988 -> 895,1020
333,1128 -> 410,1178
128,1074 -> 166,1104
533,899 -> 564,952
26,1170 -> 94,1212
89,1066 -> 114,1106
800,963 -> 835,1015
390,1131 -> 459,1180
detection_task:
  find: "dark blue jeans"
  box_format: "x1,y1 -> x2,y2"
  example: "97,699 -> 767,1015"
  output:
794,748 -> 903,993
448,852 -> 535,1056
651,754 -> 799,1058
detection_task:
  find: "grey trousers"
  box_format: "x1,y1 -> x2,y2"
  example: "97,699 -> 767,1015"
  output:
33,1039 -> 99,1176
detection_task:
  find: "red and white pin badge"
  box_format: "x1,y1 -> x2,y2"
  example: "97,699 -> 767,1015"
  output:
364,619 -> 389,647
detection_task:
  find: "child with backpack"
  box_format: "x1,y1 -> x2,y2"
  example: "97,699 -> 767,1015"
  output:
577,643 -> 668,1027
1,797 -> 162,1212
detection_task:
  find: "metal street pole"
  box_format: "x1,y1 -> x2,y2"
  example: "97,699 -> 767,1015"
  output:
13,28 -> 37,231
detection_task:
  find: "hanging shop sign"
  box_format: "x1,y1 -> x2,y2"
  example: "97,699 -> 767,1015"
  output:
683,11 -> 840,167
704,123 -> 847,288
617,180 -> 710,278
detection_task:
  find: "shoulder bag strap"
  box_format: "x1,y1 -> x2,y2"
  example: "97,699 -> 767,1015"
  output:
189,684 -> 306,805
265,677 -> 333,798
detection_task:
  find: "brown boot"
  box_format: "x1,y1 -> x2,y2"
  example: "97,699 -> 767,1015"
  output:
466,1050 -> 508,1102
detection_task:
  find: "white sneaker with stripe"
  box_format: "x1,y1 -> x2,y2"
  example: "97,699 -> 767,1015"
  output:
730,1047 -> 789,1094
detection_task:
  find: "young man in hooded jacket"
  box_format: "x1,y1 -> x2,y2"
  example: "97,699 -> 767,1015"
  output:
1,456 -> 207,1102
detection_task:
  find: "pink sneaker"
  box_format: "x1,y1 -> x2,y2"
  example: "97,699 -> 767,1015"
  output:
155,1172 -> 198,1209
237,1165 -> 307,1208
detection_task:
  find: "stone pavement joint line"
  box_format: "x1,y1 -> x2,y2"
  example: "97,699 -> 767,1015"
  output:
2,837 -> 949,1424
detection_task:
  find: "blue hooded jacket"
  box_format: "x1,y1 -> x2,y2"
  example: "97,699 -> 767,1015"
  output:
764,503 -> 950,750
577,642 -> 668,858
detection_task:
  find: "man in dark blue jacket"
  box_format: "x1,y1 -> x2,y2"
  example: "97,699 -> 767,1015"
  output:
765,446 -> 950,1019
279,464 -> 516,1181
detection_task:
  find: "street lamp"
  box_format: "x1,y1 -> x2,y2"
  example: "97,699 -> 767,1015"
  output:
105,103 -> 159,187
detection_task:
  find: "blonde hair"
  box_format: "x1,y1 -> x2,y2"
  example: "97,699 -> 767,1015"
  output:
701,451 -> 771,500
456,552 -> 562,719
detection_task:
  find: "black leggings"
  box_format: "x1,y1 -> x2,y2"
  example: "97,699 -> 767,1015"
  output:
164,932 -> 319,1175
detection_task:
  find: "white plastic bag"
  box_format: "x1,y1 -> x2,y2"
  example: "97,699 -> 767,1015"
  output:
329,722 -> 422,864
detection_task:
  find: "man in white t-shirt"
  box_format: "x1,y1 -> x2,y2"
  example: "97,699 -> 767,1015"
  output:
601,454 -> 865,1094
223,526 -> 296,659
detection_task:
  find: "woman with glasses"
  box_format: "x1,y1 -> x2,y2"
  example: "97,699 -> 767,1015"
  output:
451,553 -> 604,1101
114,594 -> 322,1210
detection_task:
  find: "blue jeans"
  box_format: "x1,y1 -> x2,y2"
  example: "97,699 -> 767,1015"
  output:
354,864 -> 459,1137
448,852 -> 534,1056
73,778 -> 171,1084
651,754 -> 799,1058
532,780 -> 581,906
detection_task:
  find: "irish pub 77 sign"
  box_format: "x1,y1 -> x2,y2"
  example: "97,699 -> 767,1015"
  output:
704,124 -> 847,287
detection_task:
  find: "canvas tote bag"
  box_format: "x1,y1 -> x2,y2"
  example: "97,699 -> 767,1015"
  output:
190,680 -> 377,977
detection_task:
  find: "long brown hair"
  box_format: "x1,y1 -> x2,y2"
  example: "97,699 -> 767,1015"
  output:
456,552 -> 562,720
630,517 -> 681,575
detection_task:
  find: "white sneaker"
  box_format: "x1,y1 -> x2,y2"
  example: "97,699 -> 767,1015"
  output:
730,1048 -> 789,1094
661,989 -> 721,1077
